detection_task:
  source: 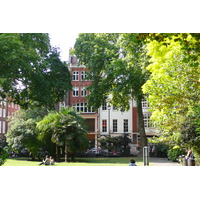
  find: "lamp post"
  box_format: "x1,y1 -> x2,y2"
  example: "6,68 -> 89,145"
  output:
107,103 -> 111,136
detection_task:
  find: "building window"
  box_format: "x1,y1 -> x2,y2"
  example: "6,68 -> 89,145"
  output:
81,87 -> 87,97
0,108 -> 2,117
0,100 -> 6,106
72,87 -> 79,97
3,109 -> 6,118
72,103 -> 94,113
12,103 -> 14,108
102,104 -> 107,110
142,99 -> 149,108
124,119 -> 128,132
102,120 -> 107,132
0,122 -> 1,133
59,102 -> 65,110
81,71 -> 87,81
2,121 -> 5,134
143,113 -> 153,127
113,119 -> 117,132
72,71 -> 79,81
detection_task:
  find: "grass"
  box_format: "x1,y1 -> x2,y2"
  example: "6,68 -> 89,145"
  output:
2,157 -> 145,166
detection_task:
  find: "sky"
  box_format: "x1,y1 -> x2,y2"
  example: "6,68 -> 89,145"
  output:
49,32 -> 79,62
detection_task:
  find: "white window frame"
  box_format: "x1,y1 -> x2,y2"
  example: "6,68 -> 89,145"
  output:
143,113 -> 153,128
59,102 -> 65,110
72,87 -> 79,97
0,108 -> 2,117
72,71 -> 79,81
72,103 -> 94,113
81,71 -> 87,81
142,99 -> 149,108
2,121 -> 5,134
3,109 -> 6,118
102,104 -> 107,110
81,87 -> 87,97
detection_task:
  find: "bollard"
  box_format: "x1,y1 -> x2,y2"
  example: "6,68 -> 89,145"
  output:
143,146 -> 149,166
188,158 -> 195,166
183,157 -> 188,166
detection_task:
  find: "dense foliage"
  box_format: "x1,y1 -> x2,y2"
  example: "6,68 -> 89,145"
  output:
6,108 -> 49,160
142,33 -> 200,157
74,33 -> 150,149
0,148 -> 9,166
0,33 -> 71,109
0,135 -> 8,166
167,146 -> 186,162
37,107 -> 89,162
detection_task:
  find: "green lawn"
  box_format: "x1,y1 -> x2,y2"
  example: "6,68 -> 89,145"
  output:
2,157 -> 145,166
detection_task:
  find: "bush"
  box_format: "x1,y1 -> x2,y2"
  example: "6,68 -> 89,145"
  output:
0,148 -> 9,166
194,157 -> 200,166
167,146 -> 185,162
155,143 -> 169,157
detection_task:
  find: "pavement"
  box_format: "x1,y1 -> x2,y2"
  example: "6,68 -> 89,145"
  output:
149,157 -> 181,166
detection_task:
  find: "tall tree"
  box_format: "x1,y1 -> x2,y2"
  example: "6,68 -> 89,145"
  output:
74,33 -> 150,149
0,33 -> 71,109
142,33 -> 200,153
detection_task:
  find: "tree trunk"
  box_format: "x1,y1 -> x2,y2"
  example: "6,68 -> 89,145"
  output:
55,144 -> 60,162
137,98 -> 148,154
65,141 -> 68,162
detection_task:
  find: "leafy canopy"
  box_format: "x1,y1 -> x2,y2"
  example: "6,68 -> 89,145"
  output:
142,33 -> 200,153
37,107 -> 89,154
0,33 -> 71,109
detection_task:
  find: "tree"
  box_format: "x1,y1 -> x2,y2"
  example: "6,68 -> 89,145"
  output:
74,33 -> 150,149
0,33 -> 71,109
37,107 -> 89,162
6,107 -> 49,160
142,33 -> 200,155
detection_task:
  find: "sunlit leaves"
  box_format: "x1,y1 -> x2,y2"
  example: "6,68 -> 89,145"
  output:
143,33 -> 200,145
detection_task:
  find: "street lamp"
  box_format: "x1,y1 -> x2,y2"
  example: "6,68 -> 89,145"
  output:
107,103 -> 111,136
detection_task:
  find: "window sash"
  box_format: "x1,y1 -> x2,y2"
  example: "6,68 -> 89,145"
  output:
72,103 -> 94,113
81,71 -> 87,81
102,120 -> 107,132
113,119 -> 117,132
102,104 -> 107,110
72,71 -> 79,81
123,119 -> 128,132
81,87 -> 87,97
143,113 -> 153,127
72,87 -> 79,97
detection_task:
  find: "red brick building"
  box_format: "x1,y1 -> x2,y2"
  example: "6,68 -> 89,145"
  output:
67,55 -> 156,149
68,55 -> 98,147
0,98 -> 20,135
